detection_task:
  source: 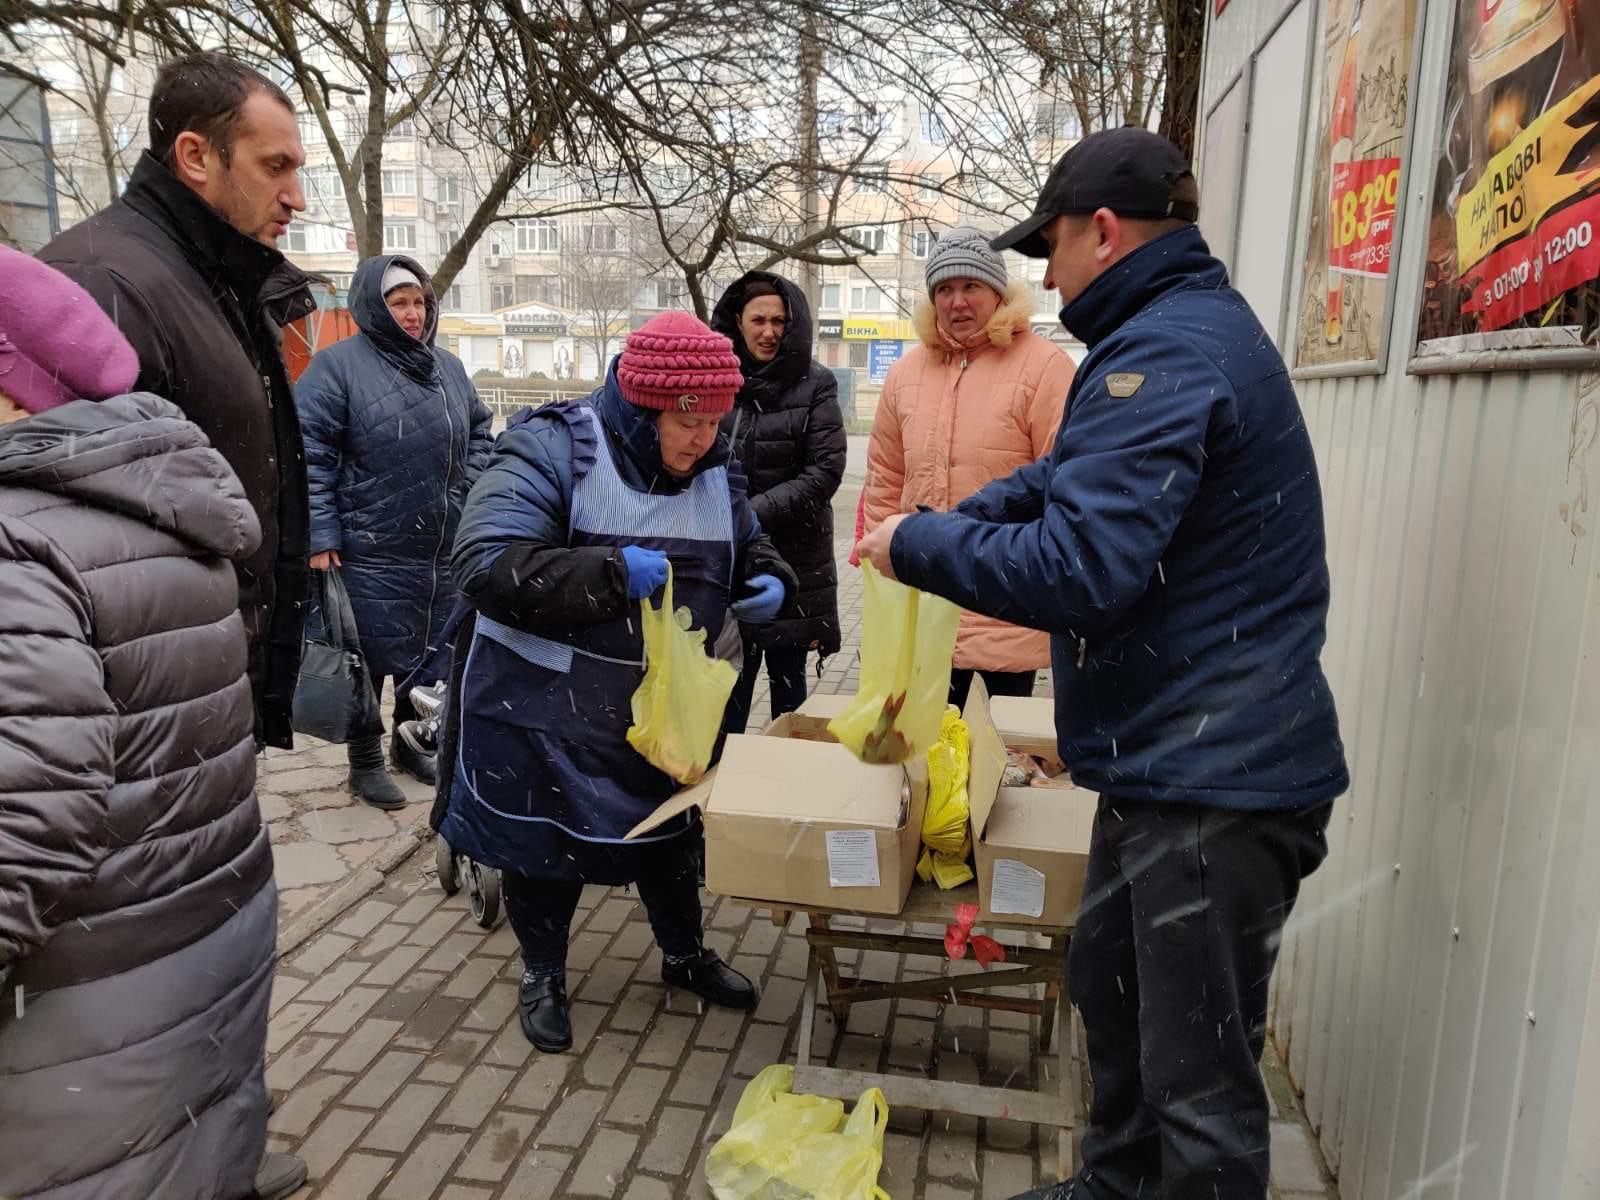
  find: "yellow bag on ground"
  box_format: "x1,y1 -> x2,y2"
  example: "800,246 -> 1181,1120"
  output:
917,707 -> 974,889
828,563 -> 961,764
706,1064 -> 891,1200
626,568 -> 738,784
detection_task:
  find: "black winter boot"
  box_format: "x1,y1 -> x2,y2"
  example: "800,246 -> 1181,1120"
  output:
518,971 -> 572,1052
662,948 -> 757,1009
348,736 -> 406,810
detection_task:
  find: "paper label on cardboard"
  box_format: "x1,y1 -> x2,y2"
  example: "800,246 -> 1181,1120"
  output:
989,858 -> 1046,918
825,830 -> 881,888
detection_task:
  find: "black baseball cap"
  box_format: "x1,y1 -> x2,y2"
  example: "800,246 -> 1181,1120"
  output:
992,127 -> 1200,258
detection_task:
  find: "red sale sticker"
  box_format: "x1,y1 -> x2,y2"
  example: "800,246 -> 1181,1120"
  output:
1329,157 -> 1403,278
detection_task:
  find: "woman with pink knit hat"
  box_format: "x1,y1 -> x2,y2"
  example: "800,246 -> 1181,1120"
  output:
0,248 -> 290,1200
437,310 -> 797,1052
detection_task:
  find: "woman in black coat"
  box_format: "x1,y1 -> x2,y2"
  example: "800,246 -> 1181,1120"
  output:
711,272 -> 847,732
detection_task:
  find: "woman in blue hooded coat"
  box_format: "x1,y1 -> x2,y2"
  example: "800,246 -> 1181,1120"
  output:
439,311 -> 797,1053
296,256 -> 493,808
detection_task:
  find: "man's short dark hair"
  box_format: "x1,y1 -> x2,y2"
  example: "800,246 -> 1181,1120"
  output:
148,51 -> 294,167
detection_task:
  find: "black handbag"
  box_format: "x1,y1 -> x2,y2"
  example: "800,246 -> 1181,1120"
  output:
292,568 -> 384,743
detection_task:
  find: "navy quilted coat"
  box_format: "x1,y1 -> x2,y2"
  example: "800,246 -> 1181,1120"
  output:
296,255 -> 493,681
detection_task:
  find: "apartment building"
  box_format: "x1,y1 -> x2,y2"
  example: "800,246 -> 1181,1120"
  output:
24,41 -> 152,234
291,103 -> 486,313
807,97 -> 1085,420
0,73 -> 58,250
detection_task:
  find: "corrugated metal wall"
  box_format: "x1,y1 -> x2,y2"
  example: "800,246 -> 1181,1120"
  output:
1201,0 -> 1600,1195
1281,366 -> 1600,1199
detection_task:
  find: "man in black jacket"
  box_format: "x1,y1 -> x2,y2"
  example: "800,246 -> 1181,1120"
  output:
712,272 -> 847,732
41,51 -> 315,755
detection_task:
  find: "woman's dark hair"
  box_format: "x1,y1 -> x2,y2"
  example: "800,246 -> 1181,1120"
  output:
740,280 -> 783,310
149,51 -> 295,167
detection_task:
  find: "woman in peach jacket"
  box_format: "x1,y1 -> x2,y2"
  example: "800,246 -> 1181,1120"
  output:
862,225 -> 1074,707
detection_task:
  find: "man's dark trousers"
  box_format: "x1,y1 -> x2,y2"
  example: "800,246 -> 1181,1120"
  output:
1068,797 -> 1333,1199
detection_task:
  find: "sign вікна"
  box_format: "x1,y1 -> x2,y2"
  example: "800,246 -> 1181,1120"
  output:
843,317 -> 914,341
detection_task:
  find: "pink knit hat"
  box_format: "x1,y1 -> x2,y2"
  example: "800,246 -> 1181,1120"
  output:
616,311 -> 743,416
0,246 -> 138,414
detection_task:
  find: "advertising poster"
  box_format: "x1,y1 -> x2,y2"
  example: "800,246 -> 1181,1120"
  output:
1418,0 -> 1600,351
1296,0 -> 1419,369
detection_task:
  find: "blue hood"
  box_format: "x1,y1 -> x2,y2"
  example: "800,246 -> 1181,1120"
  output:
350,253 -> 439,382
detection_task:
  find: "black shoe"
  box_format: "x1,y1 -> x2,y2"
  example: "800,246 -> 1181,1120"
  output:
662,948 -> 758,1010
253,1151 -> 307,1200
518,972 -> 572,1052
348,736 -> 406,810
1007,1180 -> 1075,1199
392,722 -> 437,786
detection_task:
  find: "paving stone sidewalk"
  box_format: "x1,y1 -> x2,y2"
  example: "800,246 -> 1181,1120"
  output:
264,734 -> 433,933
261,494 -> 1338,1196
266,850 -> 1335,1200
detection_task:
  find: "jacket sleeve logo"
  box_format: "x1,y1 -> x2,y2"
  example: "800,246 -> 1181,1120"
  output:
1105,373 -> 1146,398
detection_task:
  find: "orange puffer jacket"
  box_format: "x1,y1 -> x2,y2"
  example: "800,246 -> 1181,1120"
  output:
863,282 -> 1074,672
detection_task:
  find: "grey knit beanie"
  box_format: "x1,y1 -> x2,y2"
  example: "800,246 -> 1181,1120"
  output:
924,225 -> 1008,298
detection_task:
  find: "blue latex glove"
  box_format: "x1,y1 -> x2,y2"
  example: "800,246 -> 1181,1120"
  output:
622,546 -> 669,600
731,573 -> 786,624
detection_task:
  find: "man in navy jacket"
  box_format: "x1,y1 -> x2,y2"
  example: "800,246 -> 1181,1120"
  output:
857,128 -> 1348,1200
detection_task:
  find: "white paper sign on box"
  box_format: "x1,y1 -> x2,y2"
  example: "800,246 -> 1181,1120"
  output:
988,857 -> 1047,918
825,829 -> 882,888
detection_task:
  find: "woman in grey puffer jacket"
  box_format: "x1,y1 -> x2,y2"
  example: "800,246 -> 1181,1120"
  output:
0,249 -> 278,1200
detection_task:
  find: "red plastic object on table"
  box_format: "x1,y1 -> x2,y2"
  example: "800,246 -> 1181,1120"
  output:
945,902 -> 1007,968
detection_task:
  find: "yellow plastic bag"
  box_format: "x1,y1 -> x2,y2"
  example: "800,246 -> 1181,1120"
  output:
626,568 -> 738,784
706,1064 -> 891,1200
917,707 -> 974,889
829,562 -> 961,763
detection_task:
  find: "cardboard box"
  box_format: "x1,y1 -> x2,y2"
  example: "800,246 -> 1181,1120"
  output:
964,679 -> 1095,928
627,714 -> 928,915
987,694 -> 1063,770
794,691 -> 855,722
972,786 -> 1097,927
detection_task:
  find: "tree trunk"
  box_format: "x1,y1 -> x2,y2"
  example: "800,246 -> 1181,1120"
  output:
73,42 -> 121,207
1159,0 -> 1205,157
92,96 -> 121,207
685,271 -> 709,322
797,0 -> 821,313
359,81 -> 387,258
